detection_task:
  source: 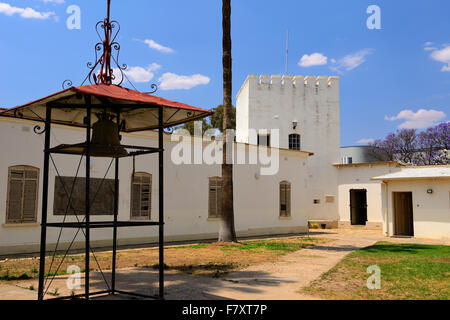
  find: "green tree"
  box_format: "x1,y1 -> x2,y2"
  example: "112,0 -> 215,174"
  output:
179,118 -> 211,136
209,104 -> 236,132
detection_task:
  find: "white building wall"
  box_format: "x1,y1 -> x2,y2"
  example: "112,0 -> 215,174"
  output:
236,75 -> 340,222
383,179 -> 450,239
0,117 -> 310,255
336,163 -> 403,226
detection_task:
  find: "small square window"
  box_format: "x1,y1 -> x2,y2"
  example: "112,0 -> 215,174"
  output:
313,199 -> 320,204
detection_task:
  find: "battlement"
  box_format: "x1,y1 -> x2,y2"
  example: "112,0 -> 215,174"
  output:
237,74 -> 339,101
245,74 -> 339,87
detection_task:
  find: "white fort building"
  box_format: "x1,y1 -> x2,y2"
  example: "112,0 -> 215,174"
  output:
0,75 -> 449,255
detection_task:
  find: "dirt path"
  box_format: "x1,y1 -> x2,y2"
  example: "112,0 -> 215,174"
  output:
1,229 -> 448,300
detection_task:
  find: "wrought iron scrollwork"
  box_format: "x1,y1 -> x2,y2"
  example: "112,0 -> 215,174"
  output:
33,125 -> 46,135
146,84 -> 158,94
62,80 -> 73,90
84,2 -> 127,86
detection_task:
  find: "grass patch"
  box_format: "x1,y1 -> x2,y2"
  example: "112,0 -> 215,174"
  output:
302,242 -> 450,300
0,236 -> 325,282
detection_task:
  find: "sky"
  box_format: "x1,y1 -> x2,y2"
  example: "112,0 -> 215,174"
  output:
0,0 -> 449,146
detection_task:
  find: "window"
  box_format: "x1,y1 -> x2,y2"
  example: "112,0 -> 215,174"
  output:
288,134 -> 301,150
279,181 -> 291,217
208,177 -> 223,219
6,166 -> 39,223
325,195 -> 335,203
131,173 -> 152,220
257,134 -> 270,147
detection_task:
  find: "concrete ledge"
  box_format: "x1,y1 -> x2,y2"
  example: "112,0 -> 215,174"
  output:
2,223 -> 40,229
0,225 -> 308,256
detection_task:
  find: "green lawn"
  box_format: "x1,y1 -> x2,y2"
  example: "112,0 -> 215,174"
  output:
302,241 -> 450,300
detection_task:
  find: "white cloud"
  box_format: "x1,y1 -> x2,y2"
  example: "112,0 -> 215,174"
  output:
298,53 -> 327,67
356,138 -> 375,144
0,2 -> 55,19
158,73 -> 210,90
429,45 -> 450,71
424,41 -> 434,47
116,63 -> 161,83
385,109 -> 446,129
330,48 -> 374,73
143,39 -> 174,54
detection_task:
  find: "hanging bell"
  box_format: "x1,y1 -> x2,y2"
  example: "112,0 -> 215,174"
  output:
89,114 -> 128,158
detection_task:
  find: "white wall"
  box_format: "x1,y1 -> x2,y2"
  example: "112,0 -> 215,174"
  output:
236,75 -> 340,222
383,178 -> 450,239
336,163 -> 403,224
0,117 -> 310,254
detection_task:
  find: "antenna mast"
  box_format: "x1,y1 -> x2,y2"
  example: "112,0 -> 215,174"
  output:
285,29 -> 289,75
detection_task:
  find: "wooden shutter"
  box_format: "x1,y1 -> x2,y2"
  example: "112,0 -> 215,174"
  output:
280,181 -> 291,217
7,166 -> 39,223
7,179 -> 23,221
23,179 -> 38,221
208,177 -> 222,218
131,173 -> 151,219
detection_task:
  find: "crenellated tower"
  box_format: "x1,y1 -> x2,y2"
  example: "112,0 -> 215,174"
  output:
236,74 -> 340,223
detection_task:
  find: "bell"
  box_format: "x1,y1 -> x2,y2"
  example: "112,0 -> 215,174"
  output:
89,114 -> 128,158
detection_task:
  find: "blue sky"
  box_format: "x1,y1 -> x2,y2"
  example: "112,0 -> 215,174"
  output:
0,0 -> 449,146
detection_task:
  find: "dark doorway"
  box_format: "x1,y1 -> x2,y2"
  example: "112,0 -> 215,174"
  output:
350,189 -> 367,225
393,192 -> 414,236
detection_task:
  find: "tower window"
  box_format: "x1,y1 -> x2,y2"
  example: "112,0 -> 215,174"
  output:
288,134 -> 301,150
257,134 -> 270,147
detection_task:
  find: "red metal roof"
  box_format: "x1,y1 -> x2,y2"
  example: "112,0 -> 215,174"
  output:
0,84 -> 213,132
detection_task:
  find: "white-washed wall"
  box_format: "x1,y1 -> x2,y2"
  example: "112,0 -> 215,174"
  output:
0,117 -> 310,254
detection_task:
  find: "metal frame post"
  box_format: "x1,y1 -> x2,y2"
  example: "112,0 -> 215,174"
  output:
158,106 -> 164,299
85,95 -> 92,299
38,104 -> 52,300
111,109 -> 120,294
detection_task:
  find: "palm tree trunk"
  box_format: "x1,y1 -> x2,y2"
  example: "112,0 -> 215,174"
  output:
219,0 -> 237,242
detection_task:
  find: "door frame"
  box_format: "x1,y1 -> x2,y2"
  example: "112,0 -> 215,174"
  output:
392,191 -> 414,236
349,189 -> 368,225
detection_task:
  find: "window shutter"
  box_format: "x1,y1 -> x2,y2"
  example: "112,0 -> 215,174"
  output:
131,183 -> 141,218
209,185 -> 217,218
217,178 -> 223,218
280,183 -> 286,217
208,177 -> 222,218
23,179 -> 38,221
7,166 -> 39,223
8,180 -> 23,221
285,183 -> 291,217
131,173 -> 152,220
280,181 -> 291,217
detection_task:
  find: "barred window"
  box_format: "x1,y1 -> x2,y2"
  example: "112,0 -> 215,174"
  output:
288,134 -> 301,150
279,181 -> 291,217
131,172 -> 152,220
208,177 -> 223,219
6,166 -> 39,223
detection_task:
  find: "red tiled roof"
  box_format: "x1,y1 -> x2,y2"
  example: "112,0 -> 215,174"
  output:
0,84 -> 212,132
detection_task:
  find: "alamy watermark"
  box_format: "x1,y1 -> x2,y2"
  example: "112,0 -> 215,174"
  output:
367,5 -> 381,30
66,5 -> 81,30
66,265 -> 81,290
366,265 -> 381,290
171,122 -> 280,176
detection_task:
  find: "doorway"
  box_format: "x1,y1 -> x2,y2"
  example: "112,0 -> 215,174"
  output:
350,189 -> 367,225
393,192 -> 414,236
